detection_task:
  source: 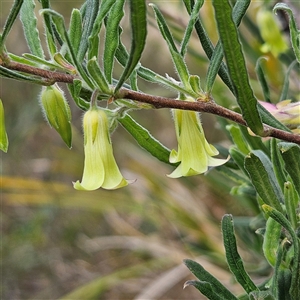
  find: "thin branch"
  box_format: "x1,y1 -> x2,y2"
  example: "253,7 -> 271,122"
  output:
1,60 -> 300,145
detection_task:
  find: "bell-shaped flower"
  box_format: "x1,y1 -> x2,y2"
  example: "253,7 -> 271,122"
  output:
259,100 -> 300,133
168,107 -> 228,178
73,107 -> 129,190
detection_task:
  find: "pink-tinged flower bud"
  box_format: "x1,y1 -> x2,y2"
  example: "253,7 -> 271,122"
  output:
40,84 -> 72,148
0,99 -> 9,152
168,97 -> 229,178
259,100 -> 300,133
73,107 -> 130,190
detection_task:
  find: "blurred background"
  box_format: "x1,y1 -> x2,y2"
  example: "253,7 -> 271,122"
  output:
1,1 -> 299,299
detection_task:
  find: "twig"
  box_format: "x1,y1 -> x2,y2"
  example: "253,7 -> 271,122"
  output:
1,60 -> 300,145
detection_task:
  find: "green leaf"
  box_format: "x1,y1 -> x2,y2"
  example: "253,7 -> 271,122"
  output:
213,0 -> 264,135
87,57 -> 111,95
183,1 -> 234,94
20,0 -> 44,58
0,0 -> 24,51
40,9 -> 94,89
229,147 -> 248,177
262,205 -> 300,298
273,4 -> 300,63
118,114 -> 173,165
104,0 -> 126,83
183,280 -> 224,300
257,103 -> 290,132
205,0 -> 251,93
114,0 -> 147,92
67,79 -> 90,110
69,9 -> 82,57
184,259 -> 238,299
149,3 -> 192,93
279,60 -> 298,101
40,0 -> 57,56
0,99 -> 9,152
284,181 -> 298,230
277,268 -> 292,300
221,214 -> 259,294
180,0 -> 204,56
77,0 -> 99,62
88,0 -> 117,51
262,217 -> 281,267
255,57 -> 271,103
278,142 -> 300,196
270,138 -> 287,191
226,124 -> 249,155
244,150 -> 284,213
0,65 -> 47,85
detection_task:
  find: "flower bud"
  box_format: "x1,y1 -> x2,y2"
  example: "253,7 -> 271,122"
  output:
0,99 -> 9,152
40,84 -> 72,148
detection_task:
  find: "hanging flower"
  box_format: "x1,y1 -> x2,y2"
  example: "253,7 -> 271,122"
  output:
168,103 -> 228,178
73,106 -> 129,190
259,100 -> 300,133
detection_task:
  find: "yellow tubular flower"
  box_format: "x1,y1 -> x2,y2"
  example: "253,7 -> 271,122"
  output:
73,107 -> 129,190
168,106 -> 228,178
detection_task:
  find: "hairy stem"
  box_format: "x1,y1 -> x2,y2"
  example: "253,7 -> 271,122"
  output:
1,60 -> 300,145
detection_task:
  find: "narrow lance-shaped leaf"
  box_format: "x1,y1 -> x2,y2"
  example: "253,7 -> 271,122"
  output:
0,0 -> 24,51
0,99 -> 9,152
77,0 -> 99,62
273,4 -> 300,63
279,60 -> 298,101
184,259 -> 238,299
255,57 -> 271,103
180,0 -> 204,56
206,0 -> 251,93
20,0 -> 44,58
118,114 -> 173,165
262,217 -> 281,267
262,205 -> 300,298
221,214 -> 259,294
284,181 -> 298,230
40,0 -> 57,56
183,0 -> 234,94
213,0 -> 264,135
40,9 -> 94,89
278,142 -> 300,196
114,0 -> 147,92
104,0 -> 126,83
69,9 -> 82,57
244,150 -> 284,212
150,3 -> 192,92
183,280 -> 224,300
87,57 -> 111,95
